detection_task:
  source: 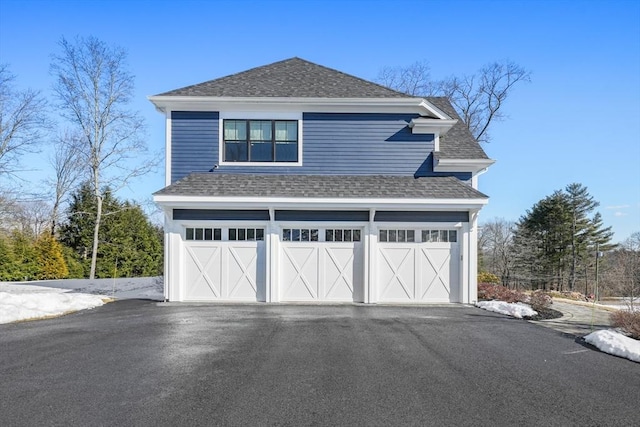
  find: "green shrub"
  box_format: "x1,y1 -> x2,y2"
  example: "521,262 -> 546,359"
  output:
478,271 -> 500,284
34,234 -> 69,280
610,311 -> 640,340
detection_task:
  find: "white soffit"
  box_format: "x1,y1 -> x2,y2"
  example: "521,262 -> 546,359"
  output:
433,158 -> 496,173
148,96 -> 444,116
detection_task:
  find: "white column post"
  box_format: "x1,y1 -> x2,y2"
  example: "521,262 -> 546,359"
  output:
469,210 -> 479,304
267,208 -> 278,302
163,209 -> 171,302
367,209 -> 377,304
461,221 -> 470,304
167,215 -> 183,302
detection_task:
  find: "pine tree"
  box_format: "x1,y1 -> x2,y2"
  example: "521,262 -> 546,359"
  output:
60,184 -> 162,278
515,183 -> 614,292
34,233 -> 69,279
9,229 -> 38,281
564,183 -> 608,290
0,234 -> 20,281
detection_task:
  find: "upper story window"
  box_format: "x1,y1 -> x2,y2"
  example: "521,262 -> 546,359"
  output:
223,119 -> 298,163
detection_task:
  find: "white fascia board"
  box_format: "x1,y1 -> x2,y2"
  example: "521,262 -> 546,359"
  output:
147,96 -> 434,115
433,158 -> 496,174
409,118 -> 458,135
153,195 -> 488,210
417,100 -> 452,120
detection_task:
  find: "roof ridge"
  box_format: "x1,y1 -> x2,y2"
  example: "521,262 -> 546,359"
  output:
155,57 -> 417,98
284,57 -> 416,98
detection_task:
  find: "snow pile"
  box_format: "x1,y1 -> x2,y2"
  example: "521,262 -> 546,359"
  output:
476,300 -> 538,319
0,284 -> 106,324
6,276 -> 165,301
584,330 -> 640,363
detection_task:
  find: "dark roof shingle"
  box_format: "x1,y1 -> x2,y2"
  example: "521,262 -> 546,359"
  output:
156,57 -> 414,98
426,97 -> 488,160
154,173 -> 488,199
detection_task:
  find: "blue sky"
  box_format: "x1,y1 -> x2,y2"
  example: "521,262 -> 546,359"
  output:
1,0 -> 638,242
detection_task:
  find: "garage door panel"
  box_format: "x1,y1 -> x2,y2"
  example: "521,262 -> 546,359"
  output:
281,246 -> 319,300
183,242 -> 264,301
184,245 -> 221,300
419,247 -> 452,302
378,247 -> 415,300
280,243 -> 362,302
378,243 -> 459,303
226,246 -> 260,299
323,246 -> 356,300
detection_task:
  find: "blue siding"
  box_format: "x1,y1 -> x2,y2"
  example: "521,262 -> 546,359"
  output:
171,112 -> 219,183
170,112 -> 471,183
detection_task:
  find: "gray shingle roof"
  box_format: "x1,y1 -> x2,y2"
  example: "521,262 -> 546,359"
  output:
156,57 -> 413,98
154,173 -> 488,199
427,97 -> 489,160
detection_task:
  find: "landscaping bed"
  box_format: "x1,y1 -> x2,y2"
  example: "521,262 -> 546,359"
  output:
523,307 -> 564,321
478,283 -> 563,320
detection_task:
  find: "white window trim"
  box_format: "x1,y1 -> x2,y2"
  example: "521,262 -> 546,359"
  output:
218,112 -> 303,167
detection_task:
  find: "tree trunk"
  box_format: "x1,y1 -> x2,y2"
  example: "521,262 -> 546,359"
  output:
89,194 -> 102,280
50,200 -> 59,236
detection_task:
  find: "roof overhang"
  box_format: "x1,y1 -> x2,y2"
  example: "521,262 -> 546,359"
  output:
148,96 -> 452,117
433,158 -> 496,174
153,195 -> 488,211
409,117 -> 458,135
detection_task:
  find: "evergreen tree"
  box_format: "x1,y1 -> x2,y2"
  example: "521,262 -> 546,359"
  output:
9,229 -> 38,280
517,191 -> 572,289
515,183 -> 614,291
60,184 -> 163,278
0,234 -> 20,280
60,182 -> 120,276
62,245 -> 85,279
34,233 -> 69,279
564,183 -> 614,290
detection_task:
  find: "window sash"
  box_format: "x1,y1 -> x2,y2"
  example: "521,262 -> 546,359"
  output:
223,119 -> 298,163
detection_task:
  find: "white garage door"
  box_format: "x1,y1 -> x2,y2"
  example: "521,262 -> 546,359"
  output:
377,228 -> 460,303
183,226 -> 265,301
280,228 -> 364,302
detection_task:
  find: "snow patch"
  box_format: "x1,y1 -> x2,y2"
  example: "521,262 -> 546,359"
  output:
584,330 -> 640,363
0,288 -> 106,324
476,300 -> 538,319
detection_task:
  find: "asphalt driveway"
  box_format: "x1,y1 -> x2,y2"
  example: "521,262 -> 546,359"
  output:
1,301 -> 638,426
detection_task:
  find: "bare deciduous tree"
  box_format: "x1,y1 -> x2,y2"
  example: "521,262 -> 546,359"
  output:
479,218 -> 516,287
47,129 -> 84,236
376,60 -> 531,143
11,200 -> 51,237
0,64 -> 48,179
376,60 -> 437,97
51,36 -> 153,279
602,232 -> 640,309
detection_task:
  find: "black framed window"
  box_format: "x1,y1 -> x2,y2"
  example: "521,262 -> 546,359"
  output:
228,228 -> 265,241
282,228 -> 318,242
223,119 -> 298,162
326,229 -> 361,242
379,229 -> 415,243
185,227 -> 222,241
